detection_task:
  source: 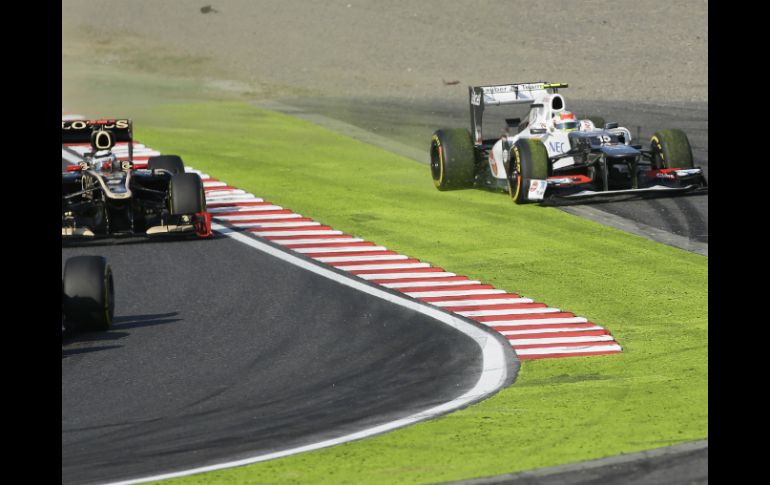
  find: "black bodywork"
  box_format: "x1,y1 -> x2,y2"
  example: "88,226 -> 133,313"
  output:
63,166 -> 185,236
62,119 -> 210,238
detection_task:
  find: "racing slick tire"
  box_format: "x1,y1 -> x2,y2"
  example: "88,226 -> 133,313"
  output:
62,256 -> 114,332
148,155 -> 185,174
169,172 -> 206,215
430,129 -> 476,190
650,129 -> 694,169
508,138 -> 549,205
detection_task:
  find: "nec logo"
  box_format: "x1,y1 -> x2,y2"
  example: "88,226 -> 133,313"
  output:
548,141 -> 566,153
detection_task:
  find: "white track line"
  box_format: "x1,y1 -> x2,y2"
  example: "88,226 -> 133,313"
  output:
275,238 -> 365,246
251,230 -> 344,237
499,326 -> 606,336
205,195 -> 262,203
313,254 -> 409,263
516,343 -> 622,356
403,289 -> 507,298
382,280 -> 479,289
458,308 -> 562,317
359,271 -> 457,280
484,317 -> 589,327
507,335 -> 615,346
229,221 -> 321,229
208,204 -> 280,212
338,262 -> 431,271
104,222 -> 515,485
432,298 -> 534,306
215,214 -> 304,221
293,245 -> 387,254
206,189 -> 249,196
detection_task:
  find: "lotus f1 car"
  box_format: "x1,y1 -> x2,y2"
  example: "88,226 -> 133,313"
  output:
62,119 -> 212,237
62,255 -> 114,337
429,82 -> 707,203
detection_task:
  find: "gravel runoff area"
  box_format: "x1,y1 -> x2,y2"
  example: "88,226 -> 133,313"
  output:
62,0 -> 707,104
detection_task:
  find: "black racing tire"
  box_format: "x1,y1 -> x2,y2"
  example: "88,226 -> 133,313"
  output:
148,155 -> 185,174
63,256 -> 114,332
169,172 -> 206,215
508,138 -> 549,205
430,128 -> 476,190
650,129 -> 694,169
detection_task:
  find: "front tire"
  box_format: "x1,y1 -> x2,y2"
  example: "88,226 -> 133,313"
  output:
650,129 -> 694,169
148,155 -> 185,174
63,256 -> 114,332
508,138 -> 549,204
430,129 -> 476,190
169,172 -> 206,215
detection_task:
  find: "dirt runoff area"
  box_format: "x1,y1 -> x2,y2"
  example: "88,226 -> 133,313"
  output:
62,0 -> 707,104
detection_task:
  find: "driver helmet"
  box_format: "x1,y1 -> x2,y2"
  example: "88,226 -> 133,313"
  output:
553,111 -> 578,132
92,152 -> 119,172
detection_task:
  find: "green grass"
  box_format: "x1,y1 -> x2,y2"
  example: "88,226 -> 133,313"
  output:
126,101 -> 707,484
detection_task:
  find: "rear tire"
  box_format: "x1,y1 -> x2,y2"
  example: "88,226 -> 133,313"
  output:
169,172 -> 206,215
430,129 -> 476,190
63,256 -> 114,332
650,129 -> 694,169
148,155 -> 185,174
508,138 -> 549,205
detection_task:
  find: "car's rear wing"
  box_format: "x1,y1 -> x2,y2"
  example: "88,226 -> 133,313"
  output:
62,118 -> 134,160
469,82 -> 567,145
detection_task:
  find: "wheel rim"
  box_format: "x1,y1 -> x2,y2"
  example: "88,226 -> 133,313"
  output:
508,150 -> 521,200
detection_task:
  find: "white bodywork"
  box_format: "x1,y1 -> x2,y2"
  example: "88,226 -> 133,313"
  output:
488,117 -> 598,179
477,83 -> 631,182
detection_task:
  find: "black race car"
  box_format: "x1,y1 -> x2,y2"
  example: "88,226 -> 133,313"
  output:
62,256 -> 114,337
62,119 -> 212,238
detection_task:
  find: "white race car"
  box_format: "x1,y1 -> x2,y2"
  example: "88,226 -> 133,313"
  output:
430,82 -> 707,203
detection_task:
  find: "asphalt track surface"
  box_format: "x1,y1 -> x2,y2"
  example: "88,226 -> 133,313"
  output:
268,97 -> 708,254
61,231 -> 504,484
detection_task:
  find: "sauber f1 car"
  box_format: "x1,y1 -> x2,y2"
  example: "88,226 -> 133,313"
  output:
430,82 -> 707,203
62,255 -> 114,337
62,119 -> 212,238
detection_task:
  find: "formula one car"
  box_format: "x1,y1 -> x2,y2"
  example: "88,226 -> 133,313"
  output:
62,119 -> 212,237
429,82 -> 707,203
62,256 -> 114,337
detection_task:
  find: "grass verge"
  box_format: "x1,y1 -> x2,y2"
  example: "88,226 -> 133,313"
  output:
127,101 -> 707,484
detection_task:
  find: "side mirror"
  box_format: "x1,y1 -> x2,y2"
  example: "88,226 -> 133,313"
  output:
604,122 -> 619,130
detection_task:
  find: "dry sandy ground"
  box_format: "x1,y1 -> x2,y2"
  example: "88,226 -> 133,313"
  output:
62,0 -> 707,103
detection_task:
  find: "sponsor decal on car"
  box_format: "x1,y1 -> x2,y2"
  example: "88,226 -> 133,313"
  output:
62,119 -> 129,130
482,85 -> 515,94
489,151 -> 498,176
527,180 -> 547,200
548,141 -> 567,153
